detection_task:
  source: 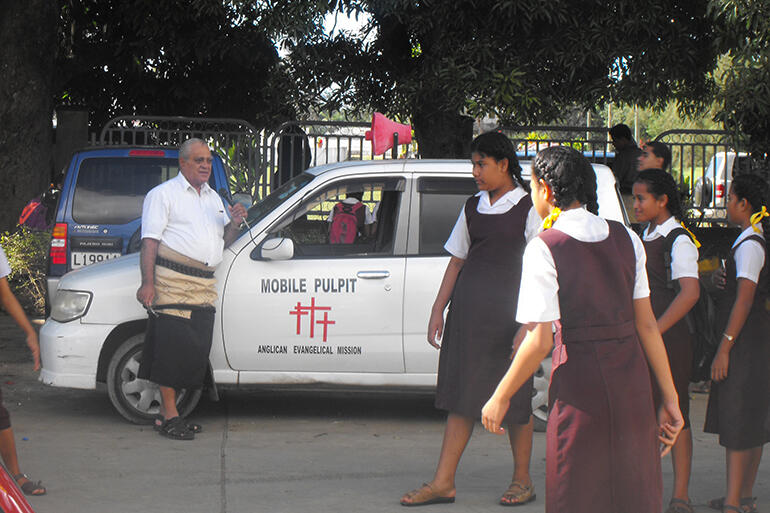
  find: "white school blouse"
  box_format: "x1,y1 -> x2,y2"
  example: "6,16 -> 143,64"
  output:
516,208 -> 649,324
641,216 -> 699,280
141,172 -> 230,267
732,226 -> 765,284
444,187 -> 542,259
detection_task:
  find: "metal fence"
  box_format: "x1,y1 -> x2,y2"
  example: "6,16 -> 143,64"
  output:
98,116 -> 745,224
99,117 -> 414,201
499,125 -> 614,165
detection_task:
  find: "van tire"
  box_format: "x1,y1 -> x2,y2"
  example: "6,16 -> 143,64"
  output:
106,333 -> 202,425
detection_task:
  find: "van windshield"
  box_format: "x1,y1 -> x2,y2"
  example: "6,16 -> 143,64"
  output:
72,157 -> 180,224
240,173 -> 314,233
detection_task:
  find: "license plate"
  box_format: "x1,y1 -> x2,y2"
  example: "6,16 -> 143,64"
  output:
71,251 -> 122,269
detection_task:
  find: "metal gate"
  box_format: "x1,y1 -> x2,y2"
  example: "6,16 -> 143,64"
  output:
100,115 -> 267,198
99,117 -> 744,225
499,125 -> 614,165
99,117 -> 412,201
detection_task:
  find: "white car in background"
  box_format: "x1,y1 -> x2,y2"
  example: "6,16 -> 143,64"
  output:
39,159 -> 627,430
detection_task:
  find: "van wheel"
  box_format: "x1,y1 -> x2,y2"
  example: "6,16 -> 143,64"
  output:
106,333 -> 202,425
531,357 -> 551,433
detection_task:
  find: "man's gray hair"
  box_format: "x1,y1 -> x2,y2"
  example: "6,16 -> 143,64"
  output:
179,138 -> 208,160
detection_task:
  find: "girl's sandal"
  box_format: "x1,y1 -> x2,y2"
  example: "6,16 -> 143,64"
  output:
400,483 -> 455,507
723,506 -> 744,513
665,498 -> 693,513
13,473 -> 46,496
499,481 -> 536,506
708,497 -> 757,512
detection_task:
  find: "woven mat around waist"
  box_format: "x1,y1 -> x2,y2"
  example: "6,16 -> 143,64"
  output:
154,244 -> 217,319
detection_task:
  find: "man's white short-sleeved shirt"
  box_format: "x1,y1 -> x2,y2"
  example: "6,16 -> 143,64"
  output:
141,173 -> 230,266
516,208 -> 649,324
642,216 -> 699,280
732,226 -> 765,284
0,246 -> 10,279
444,188 -> 541,259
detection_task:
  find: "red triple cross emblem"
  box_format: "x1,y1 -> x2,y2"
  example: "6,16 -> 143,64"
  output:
289,297 -> 336,342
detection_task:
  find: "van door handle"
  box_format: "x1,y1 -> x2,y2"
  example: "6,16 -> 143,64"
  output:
356,270 -> 390,279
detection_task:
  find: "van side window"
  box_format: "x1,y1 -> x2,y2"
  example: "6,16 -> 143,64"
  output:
271,177 -> 405,258
72,157 -> 179,224
418,177 -> 477,255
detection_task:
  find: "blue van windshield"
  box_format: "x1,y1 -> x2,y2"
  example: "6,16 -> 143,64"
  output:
72,157 -> 180,224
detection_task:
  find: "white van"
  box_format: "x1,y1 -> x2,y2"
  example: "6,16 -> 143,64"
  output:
39,159 -> 627,429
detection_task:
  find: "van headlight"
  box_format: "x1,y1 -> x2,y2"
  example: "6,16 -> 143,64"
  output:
51,290 -> 92,322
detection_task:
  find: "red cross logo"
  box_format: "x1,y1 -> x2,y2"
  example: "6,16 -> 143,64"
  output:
289,297 -> 336,342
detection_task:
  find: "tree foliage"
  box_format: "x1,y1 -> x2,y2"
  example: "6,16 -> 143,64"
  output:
282,0 -> 722,157
710,0 -> 770,155
56,0 -> 290,130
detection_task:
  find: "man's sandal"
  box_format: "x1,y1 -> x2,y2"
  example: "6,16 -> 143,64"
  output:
154,414 -> 202,434
708,497 -> 757,513
665,498 -> 693,513
723,506 -> 745,513
159,416 -> 194,440
400,483 -> 455,507
13,474 -> 46,496
499,481 -> 535,507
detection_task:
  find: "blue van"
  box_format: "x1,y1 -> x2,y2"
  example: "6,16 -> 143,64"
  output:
47,146 -> 231,302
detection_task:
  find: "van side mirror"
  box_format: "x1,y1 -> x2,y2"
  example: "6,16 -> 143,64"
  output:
251,237 -> 294,261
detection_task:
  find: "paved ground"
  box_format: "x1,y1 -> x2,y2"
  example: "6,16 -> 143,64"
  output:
0,312 -> 768,513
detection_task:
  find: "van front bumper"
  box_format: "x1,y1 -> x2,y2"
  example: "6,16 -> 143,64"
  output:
39,319 -> 114,390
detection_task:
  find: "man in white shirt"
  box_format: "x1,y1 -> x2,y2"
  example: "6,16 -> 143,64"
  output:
136,138 -> 246,440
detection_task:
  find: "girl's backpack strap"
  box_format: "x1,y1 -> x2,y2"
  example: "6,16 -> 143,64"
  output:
663,227 -> 693,287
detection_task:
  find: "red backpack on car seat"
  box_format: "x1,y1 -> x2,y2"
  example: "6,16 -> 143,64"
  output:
329,202 -> 364,244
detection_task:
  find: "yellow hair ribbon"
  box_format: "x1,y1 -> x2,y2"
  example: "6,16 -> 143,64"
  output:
750,206 -> 768,233
542,207 -> 562,229
679,222 -> 702,248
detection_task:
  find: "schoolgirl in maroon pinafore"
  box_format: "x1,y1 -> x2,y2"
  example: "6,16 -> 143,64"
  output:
401,132 -> 541,507
704,173 -> 770,513
482,146 -> 683,513
633,168 -> 701,513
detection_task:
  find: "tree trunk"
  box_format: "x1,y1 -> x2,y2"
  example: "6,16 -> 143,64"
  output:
411,103 -> 474,159
0,0 -> 57,233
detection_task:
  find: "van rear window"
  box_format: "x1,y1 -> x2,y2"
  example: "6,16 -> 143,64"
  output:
72,157 -> 180,224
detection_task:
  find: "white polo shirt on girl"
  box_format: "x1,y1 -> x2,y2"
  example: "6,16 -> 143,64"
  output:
516,208 -> 649,323
641,216 -> 699,280
0,246 -> 10,279
444,187 -> 542,259
732,226 -> 765,284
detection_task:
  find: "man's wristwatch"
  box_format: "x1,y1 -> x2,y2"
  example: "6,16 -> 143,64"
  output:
722,333 -> 735,343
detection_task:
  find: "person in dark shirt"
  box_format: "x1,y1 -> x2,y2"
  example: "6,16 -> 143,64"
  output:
610,124 -> 643,222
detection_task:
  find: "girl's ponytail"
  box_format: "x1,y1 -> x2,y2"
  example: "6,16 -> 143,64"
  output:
532,146 -> 597,213
732,173 -> 770,234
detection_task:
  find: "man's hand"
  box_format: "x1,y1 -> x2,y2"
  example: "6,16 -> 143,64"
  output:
228,203 -> 247,226
136,282 -> 155,308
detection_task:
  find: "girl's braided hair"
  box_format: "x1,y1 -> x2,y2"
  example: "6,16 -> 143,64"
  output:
634,168 -> 685,221
470,131 -> 528,191
531,146 -> 598,214
731,172 -> 770,234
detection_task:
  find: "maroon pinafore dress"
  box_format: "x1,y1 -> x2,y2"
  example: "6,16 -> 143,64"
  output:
540,220 -> 662,513
704,234 -> 770,449
644,234 -> 694,428
435,194 -> 533,425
